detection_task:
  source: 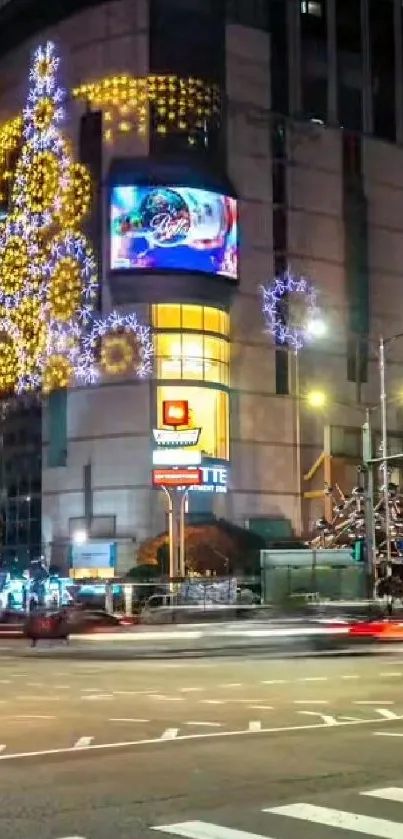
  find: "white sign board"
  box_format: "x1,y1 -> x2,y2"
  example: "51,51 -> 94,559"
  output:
152,448 -> 202,466
153,428 -> 201,446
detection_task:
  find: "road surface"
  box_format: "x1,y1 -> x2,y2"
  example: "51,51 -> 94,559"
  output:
1,650 -> 403,837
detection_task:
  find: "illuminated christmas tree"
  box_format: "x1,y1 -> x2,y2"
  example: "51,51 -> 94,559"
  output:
0,41 -> 152,396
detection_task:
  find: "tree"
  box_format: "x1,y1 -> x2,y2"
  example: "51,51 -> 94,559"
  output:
137,519 -> 265,576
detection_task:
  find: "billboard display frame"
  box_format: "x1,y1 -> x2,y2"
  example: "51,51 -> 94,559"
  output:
109,183 -> 238,281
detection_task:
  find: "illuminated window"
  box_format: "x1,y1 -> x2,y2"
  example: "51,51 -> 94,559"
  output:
155,332 -> 229,385
181,305 -> 203,331
152,304 -> 229,336
157,385 -> 229,461
153,304 -> 181,329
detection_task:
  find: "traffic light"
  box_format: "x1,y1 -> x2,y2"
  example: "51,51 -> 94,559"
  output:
353,538 -> 365,562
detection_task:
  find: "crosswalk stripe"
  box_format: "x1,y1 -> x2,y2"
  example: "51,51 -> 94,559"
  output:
264,803 -> 403,837
362,788 -> 403,803
152,820 -> 275,839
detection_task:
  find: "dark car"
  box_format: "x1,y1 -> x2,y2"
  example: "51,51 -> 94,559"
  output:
64,608 -> 127,634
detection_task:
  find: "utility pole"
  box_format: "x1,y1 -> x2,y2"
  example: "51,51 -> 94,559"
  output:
362,409 -> 375,597
379,336 -> 392,568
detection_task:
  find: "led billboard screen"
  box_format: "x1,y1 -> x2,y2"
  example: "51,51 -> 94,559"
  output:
110,185 -> 238,279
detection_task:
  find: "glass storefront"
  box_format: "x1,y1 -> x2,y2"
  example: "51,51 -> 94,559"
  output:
152,304 -> 230,461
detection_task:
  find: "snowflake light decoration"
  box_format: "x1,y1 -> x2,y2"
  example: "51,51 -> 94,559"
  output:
261,269 -> 320,351
0,41 -> 152,395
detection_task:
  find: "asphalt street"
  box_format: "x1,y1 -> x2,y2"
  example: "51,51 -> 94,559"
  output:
2,650 -> 403,838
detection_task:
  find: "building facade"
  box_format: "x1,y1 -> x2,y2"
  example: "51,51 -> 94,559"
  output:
0,0 -> 402,573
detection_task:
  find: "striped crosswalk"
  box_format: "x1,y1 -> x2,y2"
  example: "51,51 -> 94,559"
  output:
151,786 -> 403,839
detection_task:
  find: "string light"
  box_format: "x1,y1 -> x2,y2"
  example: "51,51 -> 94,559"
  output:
84,311 -> 153,380
0,235 -> 30,298
47,257 -> 82,322
261,269 -> 320,351
42,354 -> 72,394
0,42 -> 153,394
0,74 -> 221,194
100,333 -> 135,376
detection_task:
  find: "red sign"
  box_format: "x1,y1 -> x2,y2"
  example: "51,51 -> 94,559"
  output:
152,468 -> 201,487
163,400 -> 189,427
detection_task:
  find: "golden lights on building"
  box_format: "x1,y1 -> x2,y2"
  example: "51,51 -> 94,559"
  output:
0,73 -> 221,198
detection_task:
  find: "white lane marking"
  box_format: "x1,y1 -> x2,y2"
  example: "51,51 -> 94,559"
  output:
374,732 -> 403,738
261,680 -> 286,685
376,709 -> 400,719
298,711 -> 339,725
341,674 -> 359,679
54,685 -> 70,689
81,694 -> 113,701
179,687 -> 204,693
219,683 -> 243,688
152,821 -> 270,839
0,712 -> 401,763
185,722 -> 221,727
161,728 -> 179,740
14,715 -> 56,720
82,688 -> 102,693
0,679 -> 11,684
0,746 -> 5,753
248,721 -> 261,732
17,696 -> 60,701
293,700 -> 329,705
354,701 -> 395,705
74,736 -> 94,748
151,695 -> 185,702
114,690 -> 158,696
265,802 -> 403,837
380,672 -> 402,677
200,700 -> 225,705
249,706 -> 274,711
109,718 -> 150,723
298,677 -> 328,682
362,788 -> 403,802
26,682 -> 44,687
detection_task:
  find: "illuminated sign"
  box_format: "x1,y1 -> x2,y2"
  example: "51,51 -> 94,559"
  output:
189,464 -> 228,494
152,428 -> 201,446
163,399 -> 189,427
110,186 -> 238,279
152,448 -> 202,466
152,468 -> 202,487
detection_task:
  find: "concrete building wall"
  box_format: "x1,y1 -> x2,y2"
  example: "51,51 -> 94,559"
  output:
0,1 -> 403,564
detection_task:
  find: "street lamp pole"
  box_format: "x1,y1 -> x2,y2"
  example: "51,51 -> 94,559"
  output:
179,488 -> 189,577
294,350 -> 303,537
161,486 -> 175,579
379,336 -> 392,567
362,408 -> 375,596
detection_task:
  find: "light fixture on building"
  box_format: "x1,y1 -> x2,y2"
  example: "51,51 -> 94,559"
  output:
72,529 -> 87,545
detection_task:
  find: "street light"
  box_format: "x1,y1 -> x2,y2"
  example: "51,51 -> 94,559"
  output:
305,389 -> 327,409
72,529 -> 87,546
378,332 -> 403,568
293,318 -> 328,536
305,315 -> 327,339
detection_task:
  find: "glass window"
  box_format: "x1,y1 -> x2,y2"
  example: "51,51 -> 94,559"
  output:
157,385 -> 229,460
369,0 -> 395,142
219,310 -> 230,336
152,304 -> 181,329
152,304 -> 229,335
181,334 -> 204,379
203,307 -> 220,333
155,332 -> 229,384
182,305 -> 203,331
